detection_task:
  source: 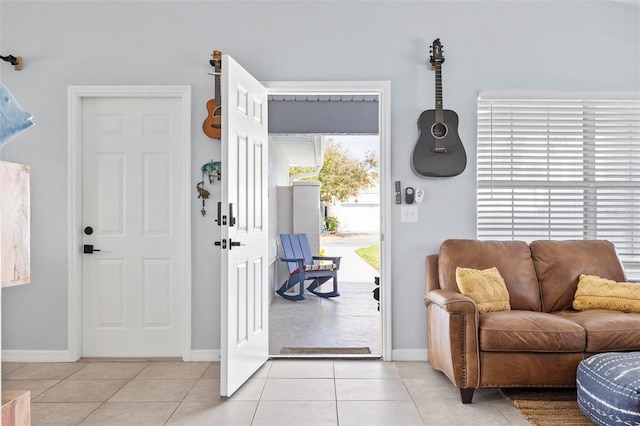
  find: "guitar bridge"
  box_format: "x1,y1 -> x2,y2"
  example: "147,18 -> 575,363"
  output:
432,146 -> 448,153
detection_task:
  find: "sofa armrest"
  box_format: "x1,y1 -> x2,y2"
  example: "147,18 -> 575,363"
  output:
424,289 -> 478,315
426,254 -> 441,292
424,289 -> 480,397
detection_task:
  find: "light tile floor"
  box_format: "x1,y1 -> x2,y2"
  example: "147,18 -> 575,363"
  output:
2,359 -> 531,425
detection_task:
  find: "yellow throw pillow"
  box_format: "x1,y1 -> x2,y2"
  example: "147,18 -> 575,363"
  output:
573,274 -> 640,313
455,267 -> 511,313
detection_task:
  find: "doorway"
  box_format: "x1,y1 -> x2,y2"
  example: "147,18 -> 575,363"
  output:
263,81 -> 392,360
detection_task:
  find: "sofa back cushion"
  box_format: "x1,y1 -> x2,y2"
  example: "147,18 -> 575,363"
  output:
530,240 -> 626,312
438,239 -> 541,311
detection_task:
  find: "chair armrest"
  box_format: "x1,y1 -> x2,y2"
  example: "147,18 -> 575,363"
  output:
280,257 -> 304,262
279,257 -> 306,273
312,256 -> 341,269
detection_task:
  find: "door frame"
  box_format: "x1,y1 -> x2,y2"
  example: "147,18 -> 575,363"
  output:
67,85 -> 192,361
263,81 -> 392,361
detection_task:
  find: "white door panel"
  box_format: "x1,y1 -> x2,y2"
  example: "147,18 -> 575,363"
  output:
221,55 -> 269,397
81,96 -> 186,357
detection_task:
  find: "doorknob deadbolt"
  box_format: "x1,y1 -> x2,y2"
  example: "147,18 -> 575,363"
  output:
229,204 -> 236,227
214,239 -> 244,250
215,202 -> 222,226
229,239 -> 244,250
84,226 -> 94,235
83,244 -> 101,254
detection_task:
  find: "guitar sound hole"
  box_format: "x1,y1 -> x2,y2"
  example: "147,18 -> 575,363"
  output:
431,122 -> 448,139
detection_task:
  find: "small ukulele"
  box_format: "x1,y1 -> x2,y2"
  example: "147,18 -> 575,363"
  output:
411,39 -> 466,178
203,50 -> 222,139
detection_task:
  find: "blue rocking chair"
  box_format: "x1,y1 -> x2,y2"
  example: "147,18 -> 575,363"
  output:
277,233 -> 341,301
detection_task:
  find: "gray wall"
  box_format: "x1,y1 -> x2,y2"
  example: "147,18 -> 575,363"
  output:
1,1 -> 638,355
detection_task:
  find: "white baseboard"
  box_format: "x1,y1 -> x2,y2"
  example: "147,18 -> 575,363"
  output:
2,350 -> 77,362
188,349 -> 220,362
391,348 -> 428,362
2,349 -> 221,363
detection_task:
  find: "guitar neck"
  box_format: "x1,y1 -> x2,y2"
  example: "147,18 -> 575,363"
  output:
435,64 -> 443,123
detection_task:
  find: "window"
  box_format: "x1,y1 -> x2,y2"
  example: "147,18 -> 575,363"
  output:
477,93 -> 640,278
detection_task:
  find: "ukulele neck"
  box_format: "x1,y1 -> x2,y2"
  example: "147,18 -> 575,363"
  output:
214,71 -> 221,107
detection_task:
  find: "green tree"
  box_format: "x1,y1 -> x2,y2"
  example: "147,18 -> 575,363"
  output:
290,139 -> 377,204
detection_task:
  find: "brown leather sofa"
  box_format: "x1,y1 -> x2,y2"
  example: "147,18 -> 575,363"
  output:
424,239 -> 640,403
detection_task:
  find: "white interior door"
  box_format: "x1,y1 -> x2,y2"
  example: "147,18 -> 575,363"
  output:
81,94 -> 187,357
220,54 -> 269,397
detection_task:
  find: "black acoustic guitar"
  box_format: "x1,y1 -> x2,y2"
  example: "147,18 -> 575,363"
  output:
411,39 -> 466,178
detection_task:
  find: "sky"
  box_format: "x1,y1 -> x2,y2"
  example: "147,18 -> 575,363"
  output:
330,135 -> 379,162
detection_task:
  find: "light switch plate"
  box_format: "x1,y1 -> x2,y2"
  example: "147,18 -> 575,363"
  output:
400,205 -> 418,222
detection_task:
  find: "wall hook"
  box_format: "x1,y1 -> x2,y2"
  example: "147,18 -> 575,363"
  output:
0,55 -> 22,70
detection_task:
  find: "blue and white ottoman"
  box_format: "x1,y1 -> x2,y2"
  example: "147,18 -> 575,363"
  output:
577,352 -> 640,425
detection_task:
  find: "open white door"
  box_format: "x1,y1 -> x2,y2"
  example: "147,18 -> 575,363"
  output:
220,54 -> 269,397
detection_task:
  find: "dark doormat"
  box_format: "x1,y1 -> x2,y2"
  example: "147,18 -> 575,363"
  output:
280,347 -> 371,355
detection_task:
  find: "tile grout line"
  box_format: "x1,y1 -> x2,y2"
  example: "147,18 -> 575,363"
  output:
333,360 -> 341,425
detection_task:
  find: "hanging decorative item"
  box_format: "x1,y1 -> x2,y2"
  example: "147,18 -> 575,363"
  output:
201,160 -> 221,184
0,54 -> 22,70
196,181 -> 210,217
202,50 -> 222,139
196,160 -> 220,218
0,81 -> 34,147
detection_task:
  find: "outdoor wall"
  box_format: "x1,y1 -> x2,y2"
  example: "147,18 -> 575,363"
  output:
336,183 -> 380,234
336,204 -> 380,234
292,182 -> 321,255
274,183 -> 321,286
0,1 -> 638,358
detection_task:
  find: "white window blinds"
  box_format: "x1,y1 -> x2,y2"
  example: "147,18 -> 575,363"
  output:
477,94 -> 640,278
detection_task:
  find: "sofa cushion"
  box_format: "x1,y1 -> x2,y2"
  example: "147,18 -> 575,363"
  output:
530,240 -> 626,312
479,310 -> 585,352
455,267 -> 511,313
439,240 -> 541,311
552,309 -> 640,352
573,274 -> 640,313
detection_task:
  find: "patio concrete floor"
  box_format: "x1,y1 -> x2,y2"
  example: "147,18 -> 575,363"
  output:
269,233 -> 381,356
